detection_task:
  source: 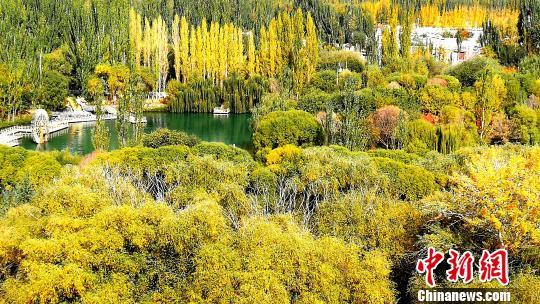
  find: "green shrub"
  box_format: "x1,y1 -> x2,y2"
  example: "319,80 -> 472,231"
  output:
439,75 -> 461,90
192,142 -> 253,164
17,154 -> 63,187
372,157 -> 436,200
317,50 -> 365,73
49,150 -> 82,165
509,105 -> 539,145
435,124 -> 477,154
0,147 -> 63,190
0,147 -> 28,189
445,57 -> 501,87
407,119 -> 437,151
405,138 -> 431,155
306,70 -> 338,92
142,128 -> 201,148
250,93 -> 297,126
298,88 -> 335,114
418,151 -> 465,188
328,145 -> 369,157
367,149 -> 422,164
253,110 -> 322,150
98,146 -> 191,173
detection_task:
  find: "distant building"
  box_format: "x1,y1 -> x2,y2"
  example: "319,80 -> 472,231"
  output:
411,26 -> 483,65
345,25 -> 483,66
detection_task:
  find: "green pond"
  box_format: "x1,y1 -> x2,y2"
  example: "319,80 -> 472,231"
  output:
19,113 -> 253,154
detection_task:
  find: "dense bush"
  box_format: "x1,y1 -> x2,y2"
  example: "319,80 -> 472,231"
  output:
253,110 -> 323,150
306,70 -> 338,92
406,118 -> 438,152
0,146 -> 63,190
98,145 -> 191,170
0,142 -> 538,302
445,57 -> 500,87
509,105 -> 539,144
317,50 -> 365,73
367,149 -> 422,164
416,145 -> 540,292
315,191 -> 422,260
298,88 -> 335,114
0,147 -> 68,216
142,128 -> 201,148
250,93 -> 298,127
372,157 -> 437,200
192,142 -> 253,164
0,164 -> 396,303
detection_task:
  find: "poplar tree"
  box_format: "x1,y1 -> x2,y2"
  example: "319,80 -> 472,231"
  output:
293,9 -> 305,52
305,12 -> 318,82
153,16 -> 168,92
180,16 -> 190,83
234,28 -> 244,75
218,24 -> 227,84
195,24 -> 204,78
280,12 -> 294,66
189,26 -> 198,78
225,24 -> 235,75
268,20 -> 279,77
258,26 -> 270,77
209,22 -> 219,81
246,32 -> 256,77
172,15 -> 181,81
201,19 -> 209,79
400,13 -> 413,69
143,18 -> 152,68
129,8 -> 143,69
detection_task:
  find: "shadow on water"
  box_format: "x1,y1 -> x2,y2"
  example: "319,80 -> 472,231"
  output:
19,113 -> 253,155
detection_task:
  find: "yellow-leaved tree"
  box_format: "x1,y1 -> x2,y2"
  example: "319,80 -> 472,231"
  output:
421,146 -> 540,257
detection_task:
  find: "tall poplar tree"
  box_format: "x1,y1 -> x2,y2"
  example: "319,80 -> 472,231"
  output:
258,27 -> 270,77
201,19 -> 209,79
400,13 -> 413,69
305,12 -> 318,82
129,8 -> 143,69
246,32 -> 256,77
143,18 -> 152,68
180,16 -> 190,83
189,26 -> 198,78
172,15 -> 181,81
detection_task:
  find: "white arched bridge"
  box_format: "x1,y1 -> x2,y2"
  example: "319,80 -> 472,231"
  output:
0,110 -> 116,147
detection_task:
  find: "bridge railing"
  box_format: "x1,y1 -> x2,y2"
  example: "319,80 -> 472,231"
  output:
1,112 -> 119,142
0,125 -> 32,136
48,121 -> 69,128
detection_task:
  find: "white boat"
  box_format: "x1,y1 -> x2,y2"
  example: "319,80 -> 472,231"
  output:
213,106 -> 230,115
